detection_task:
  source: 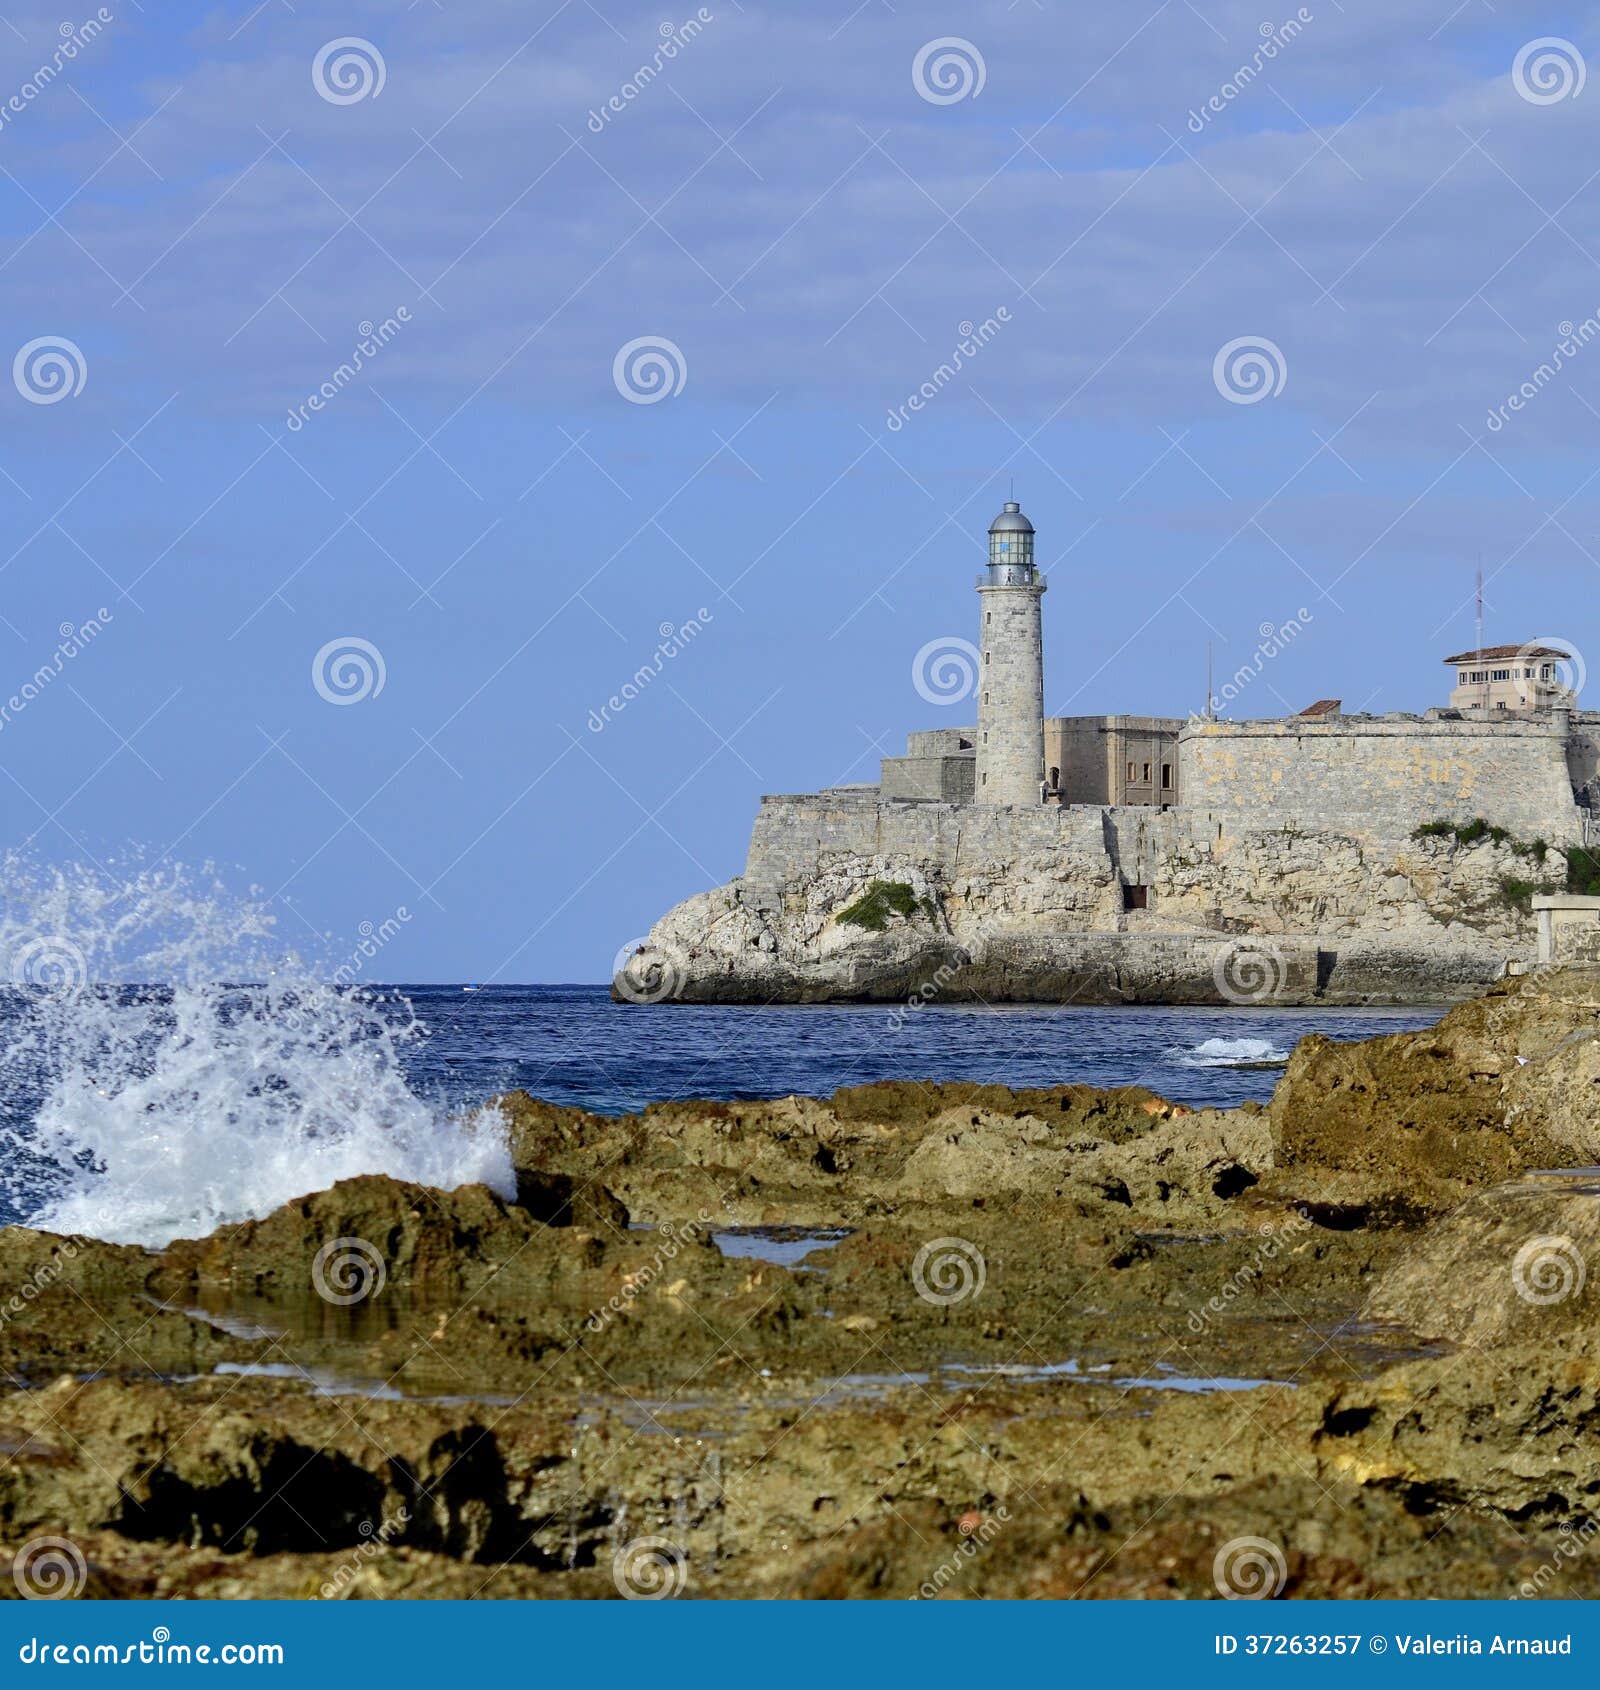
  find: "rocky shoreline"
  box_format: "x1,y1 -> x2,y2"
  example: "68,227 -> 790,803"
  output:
620,796 -> 1582,1006
2,970 -> 1599,1600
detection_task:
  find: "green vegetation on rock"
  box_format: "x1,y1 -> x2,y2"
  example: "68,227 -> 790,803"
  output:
1412,816 -> 1549,862
836,879 -> 927,932
1569,843 -> 1600,897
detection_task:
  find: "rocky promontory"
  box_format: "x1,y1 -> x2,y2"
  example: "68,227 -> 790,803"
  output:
621,794 -> 1587,1005
1,969 -> 1599,1600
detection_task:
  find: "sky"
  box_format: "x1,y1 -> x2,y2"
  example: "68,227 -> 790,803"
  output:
0,0 -> 1597,982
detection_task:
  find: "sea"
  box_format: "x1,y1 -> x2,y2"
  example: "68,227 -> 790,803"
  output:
0,852 -> 1441,1250
398,984 -> 1437,1118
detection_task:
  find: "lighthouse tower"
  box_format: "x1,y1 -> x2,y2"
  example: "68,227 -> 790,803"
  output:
975,500 -> 1046,805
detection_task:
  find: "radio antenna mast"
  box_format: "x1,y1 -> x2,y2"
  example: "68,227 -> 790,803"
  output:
1476,553 -> 1486,715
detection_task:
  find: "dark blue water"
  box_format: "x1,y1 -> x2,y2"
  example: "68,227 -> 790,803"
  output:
395,985 -> 1440,1115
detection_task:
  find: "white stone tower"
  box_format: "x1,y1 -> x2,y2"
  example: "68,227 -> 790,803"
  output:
976,500 -> 1047,805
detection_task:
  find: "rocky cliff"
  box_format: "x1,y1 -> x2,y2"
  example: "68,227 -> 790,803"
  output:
623,792 -> 1583,1005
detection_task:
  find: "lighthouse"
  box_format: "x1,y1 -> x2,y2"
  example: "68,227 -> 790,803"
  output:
975,500 -> 1046,805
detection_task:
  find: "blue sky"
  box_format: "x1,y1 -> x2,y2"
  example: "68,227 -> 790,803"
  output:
0,0 -> 1596,981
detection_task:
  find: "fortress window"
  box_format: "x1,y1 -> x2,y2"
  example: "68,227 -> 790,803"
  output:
984,650 -> 990,664
1142,762 -> 1152,782
986,612 -> 991,625
1127,761 -> 1136,781
1161,763 -> 1172,789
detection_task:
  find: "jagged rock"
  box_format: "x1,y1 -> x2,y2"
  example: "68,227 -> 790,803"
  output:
1271,968 -> 1600,1180
1363,1171 -> 1600,1346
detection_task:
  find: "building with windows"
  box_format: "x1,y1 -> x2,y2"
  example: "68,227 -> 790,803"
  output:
1444,644 -> 1574,714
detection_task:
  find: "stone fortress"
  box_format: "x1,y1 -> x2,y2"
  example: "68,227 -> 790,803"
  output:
625,500 -> 1600,1005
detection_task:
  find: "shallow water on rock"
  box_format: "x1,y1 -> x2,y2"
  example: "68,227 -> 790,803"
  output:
711,1226 -> 852,1270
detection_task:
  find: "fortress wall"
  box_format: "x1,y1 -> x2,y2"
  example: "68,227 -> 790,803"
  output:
1178,717 -> 1581,840
1568,713 -> 1600,805
906,728 -> 974,756
879,754 -> 975,804
743,795 -> 1107,907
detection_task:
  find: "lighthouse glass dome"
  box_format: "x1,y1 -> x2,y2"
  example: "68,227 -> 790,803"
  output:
987,501 -> 1036,582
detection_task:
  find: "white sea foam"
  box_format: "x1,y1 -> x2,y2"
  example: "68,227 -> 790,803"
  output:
1176,1035 -> 1291,1070
0,857 -> 512,1248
